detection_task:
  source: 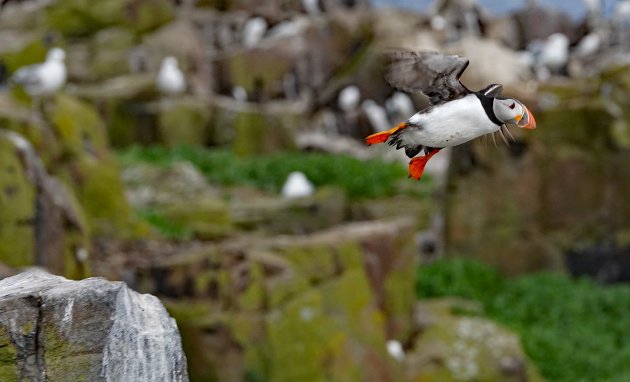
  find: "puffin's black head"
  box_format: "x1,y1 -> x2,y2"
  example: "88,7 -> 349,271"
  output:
492,98 -> 536,129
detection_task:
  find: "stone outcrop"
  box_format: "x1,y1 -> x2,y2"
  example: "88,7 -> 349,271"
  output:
0,128 -> 89,278
405,299 -> 543,382
131,218 -> 417,381
445,70 -> 630,274
0,269 -> 188,382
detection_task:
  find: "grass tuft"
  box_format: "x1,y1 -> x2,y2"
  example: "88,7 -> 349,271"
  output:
119,145 -> 431,199
417,258 -> 630,382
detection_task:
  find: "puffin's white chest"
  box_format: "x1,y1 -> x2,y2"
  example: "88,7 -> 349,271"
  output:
405,95 -> 500,147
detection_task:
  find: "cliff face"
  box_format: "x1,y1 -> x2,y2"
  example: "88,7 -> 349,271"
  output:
445,72 -> 630,276
0,269 -> 188,382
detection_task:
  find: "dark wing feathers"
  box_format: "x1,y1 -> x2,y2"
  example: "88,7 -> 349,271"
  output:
384,51 -> 471,105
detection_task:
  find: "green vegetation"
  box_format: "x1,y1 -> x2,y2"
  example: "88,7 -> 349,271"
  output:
417,258 -> 630,382
119,145 -> 429,199
136,209 -> 192,240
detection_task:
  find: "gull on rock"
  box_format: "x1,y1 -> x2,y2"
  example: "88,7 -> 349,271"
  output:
338,85 -> 361,112
243,17 -> 268,48
11,47 -> 66,97
281,171 -> 315,199
156,56 -> 185,96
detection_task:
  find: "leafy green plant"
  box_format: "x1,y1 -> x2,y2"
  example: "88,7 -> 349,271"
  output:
417,258 -> 630,382
136,208 -> 192,240
119,145 -> 431,199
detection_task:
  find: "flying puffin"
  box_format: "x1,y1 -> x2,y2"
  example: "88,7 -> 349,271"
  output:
366,51 -> 536,181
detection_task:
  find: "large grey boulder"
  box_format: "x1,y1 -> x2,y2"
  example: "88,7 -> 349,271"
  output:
0,270 -> 188,382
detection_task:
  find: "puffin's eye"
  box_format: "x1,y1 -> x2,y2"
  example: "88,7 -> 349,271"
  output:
509,103 -> 515,109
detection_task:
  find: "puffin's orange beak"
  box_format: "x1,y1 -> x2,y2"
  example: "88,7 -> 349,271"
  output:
516,106 -> 536,130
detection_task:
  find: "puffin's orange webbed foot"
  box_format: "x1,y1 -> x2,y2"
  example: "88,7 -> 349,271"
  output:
365,122 -> 408,145
408,149 -> 441,180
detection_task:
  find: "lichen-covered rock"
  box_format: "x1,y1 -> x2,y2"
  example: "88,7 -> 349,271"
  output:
0,132 -> 36,268
45,0 -> 174,38
161,196 -> 232,240
142,218 -> 416,381
445,75 -> 630,274
122,161 -> 220,209
405,299 -> 543,382
158,99 -> 212,147
0,269 -> 188,382
230,187 -> 346,234
230,105 -> 297,156
47,94 -> 134,235
86,27 -> 138,81
0,130 -> 89,279
0,36 -> 48,74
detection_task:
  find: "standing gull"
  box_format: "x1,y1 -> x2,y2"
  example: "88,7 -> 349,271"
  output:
11,47 -> 66,97
156,56 -> 185,96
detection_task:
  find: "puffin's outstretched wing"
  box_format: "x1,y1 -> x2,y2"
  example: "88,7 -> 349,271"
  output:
384,51 -> 471,105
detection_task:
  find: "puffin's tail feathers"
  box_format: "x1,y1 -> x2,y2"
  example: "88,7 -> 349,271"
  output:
365,122 -> 407,145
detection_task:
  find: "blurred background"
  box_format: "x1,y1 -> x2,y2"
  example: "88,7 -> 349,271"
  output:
1,0 -> 630,380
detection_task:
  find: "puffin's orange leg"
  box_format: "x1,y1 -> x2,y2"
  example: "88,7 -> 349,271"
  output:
365,122 -> 408,145
408,148 -> 441,180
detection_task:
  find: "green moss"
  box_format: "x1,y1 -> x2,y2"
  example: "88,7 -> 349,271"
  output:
48,94 -> 133,235
42,322 -> 97,382
89,28 -> 138,80
74,156 -> 133,234
45,0 -> 173,38
45,0 -> 126,37
49,94 -> 108,157
161,196 -> 232,240
129,0 -> 174,34
335,240 -> 363,270
0,135 -> 36,267
232,110 -> 295,157
228,50 -> 291,96
158,101 -> 211,148
237,262 -> 265,312
417,258 -> 630,382
118,146 -> 419,199
266,269 -> 310,309
0,326 -> 18,381
266,290 -> 332,382
0,39 -> 48,74
280,244 -> 336,284
136,208 -> 193,240
537,105 -> 613,152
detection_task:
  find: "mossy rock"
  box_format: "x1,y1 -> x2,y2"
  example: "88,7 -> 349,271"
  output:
224,48 -> 293,100
158,99 -> 211,147
231,108 -> 297,156
48,94 -> 134,235
88,27 -> 138,80
231,187 -> 346,234
0,134 -> 36,267
161,196 -> 232,240
537,105 -> 613,152
45,0 -> 174,38
0,38 -> 48,74
406,300 -> 544,382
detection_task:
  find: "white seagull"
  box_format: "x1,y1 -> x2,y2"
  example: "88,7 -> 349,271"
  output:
156,56 -> 185,96
11,47 -> 66,97
281,171 -> 315,199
